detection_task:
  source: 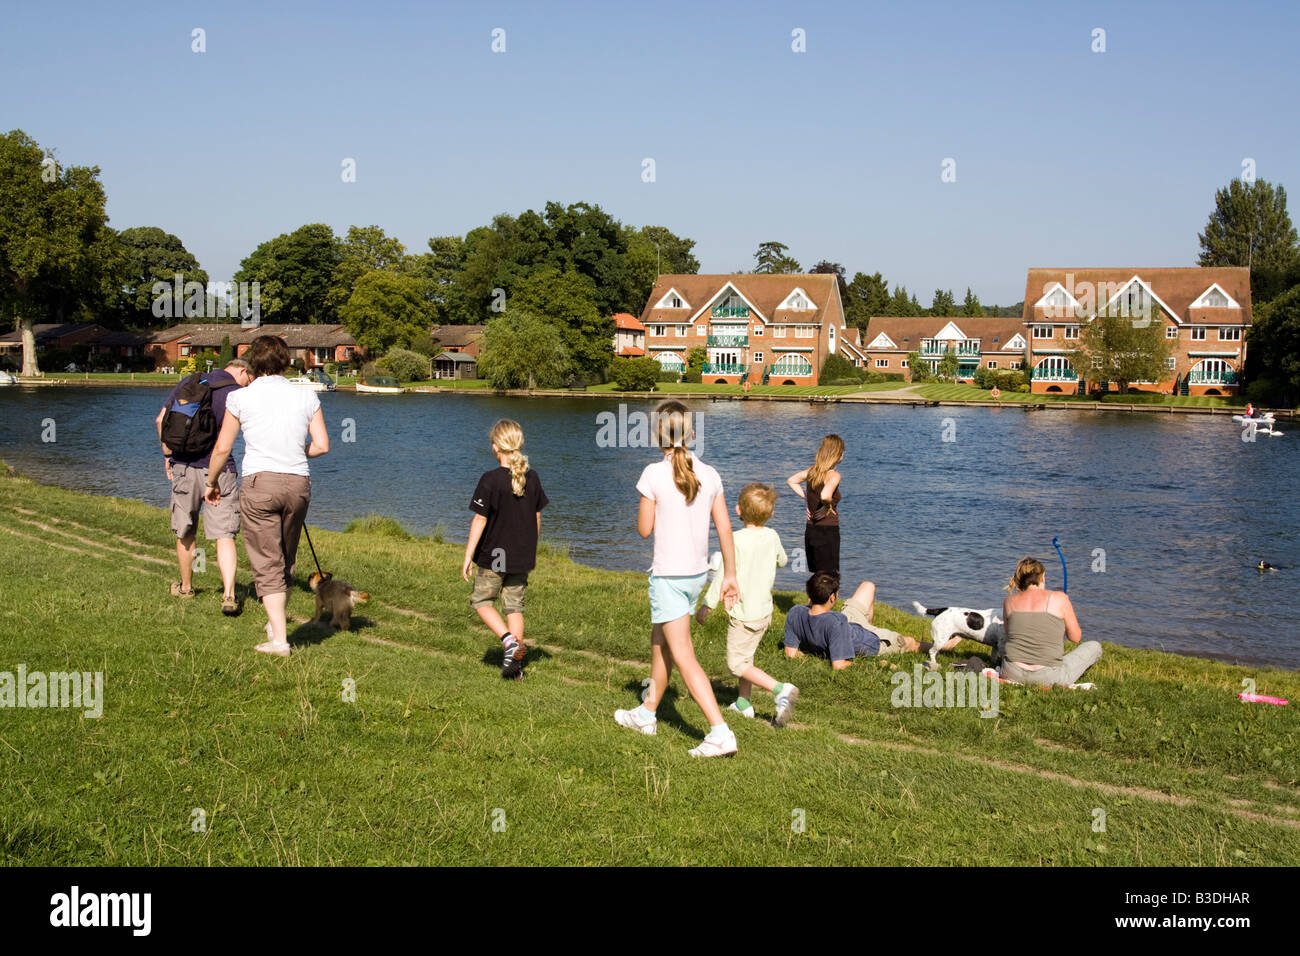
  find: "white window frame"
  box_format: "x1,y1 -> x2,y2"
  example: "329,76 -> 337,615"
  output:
696,324 -> 706,336
900,359 -> 909,369
1033,325 -> 1053,339
753,325 -> 764,336
773,327 -> 787,338
752,351 -> 764,363
795,326 -> 816,339
674,326 -> 687,337
1219,327 -> 1241,341
1064,326 -> 1079,340
875,358 -> 889,368
1009,360 -> 1022,370
1166,356 -> 1177,370
988,360 -> 998,369
1190,327 -> 1206,341
650,325 -> 665,337
1166,325 -> 1178,339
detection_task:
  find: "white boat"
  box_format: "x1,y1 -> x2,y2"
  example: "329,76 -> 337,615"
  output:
1232,413 -> 1275,425
0,371 -> 16,386
1235,415 -> 1283,437
356,375 -> 403,394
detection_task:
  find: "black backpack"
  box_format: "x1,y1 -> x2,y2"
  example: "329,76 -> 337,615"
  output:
160,373 -> 237,460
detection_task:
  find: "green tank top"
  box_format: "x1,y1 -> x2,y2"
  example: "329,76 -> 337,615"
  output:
1004,611 -> 1065,667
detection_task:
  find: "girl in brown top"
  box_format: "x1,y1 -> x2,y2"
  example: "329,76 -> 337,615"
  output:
786,434 -> 844,577
1001,557 -> 1101,686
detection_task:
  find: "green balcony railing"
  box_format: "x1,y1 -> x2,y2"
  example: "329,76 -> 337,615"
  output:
921,344 -> 981,356
1189,369 -> 1238,385
703,363 -> 747,376
707,334 -> 748,348
1030,366 -> 1079,381
711,306 -> 750,319
768,361 -> 813,377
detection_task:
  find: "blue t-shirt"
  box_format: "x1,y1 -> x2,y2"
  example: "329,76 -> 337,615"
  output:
783,604 -> 880,660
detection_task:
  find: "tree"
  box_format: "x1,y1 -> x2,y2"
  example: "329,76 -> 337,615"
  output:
809,260 -> 849,300
1078,311 -> 1173,394
410,235 -> 465,324
510,267 -> 612,381
905,349 -> 931,382
339,270 -> 432,354
962,287 -> 985,317
219,335 -> 233,364
478,309 -> 569,389
116,226 -> 209,328
625,224 -> 699,307
329,225 -> 409,313
935,351 -> 960,381
0,130 -> 118,376
930,288 -> 956,315
753,241 -> 801,274
234,223 -> 341,324
844,271 -> 889,330
1245,283 -> 1300,405
887,284 -> 923,316
686,346 -> 707,373
1199,178 -> 1300,305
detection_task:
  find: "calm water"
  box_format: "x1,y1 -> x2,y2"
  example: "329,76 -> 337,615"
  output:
2,386 -> 1297,668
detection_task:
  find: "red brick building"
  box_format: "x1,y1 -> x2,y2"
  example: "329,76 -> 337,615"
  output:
1022,268 -> 1252,395
146,324 -> 360,370
638,274 -> 866,386
861,316 -> 1028,380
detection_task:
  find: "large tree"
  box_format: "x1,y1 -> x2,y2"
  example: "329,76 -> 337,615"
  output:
339,270 -> 432,354
624,224 -> 699,307
808,260 -> 849,300
234,223 -> 342,324
478,309 -> 570,389
0,130 -> 117,376
328,225 -> 408,313
1246,283 -> 1300,405
1078,311 -> 1173,394
753,241 -> 801,274
962,287 -> 985,317
116,226 -> 208,328
930,288 -> 956,315
409,235 -> 465,324
510,267 -> 612,380
887,284 -> 923,316
843,271 -> 889,330
1198,178 -> 1300,301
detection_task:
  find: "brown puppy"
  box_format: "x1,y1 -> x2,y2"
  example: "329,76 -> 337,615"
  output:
309,571 -> 370,631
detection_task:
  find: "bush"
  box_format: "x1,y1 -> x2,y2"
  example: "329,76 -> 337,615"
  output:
379,348 -> 429,382
681,369 -> 702,384
819,353 -> 861,383
610,356 -> 660,392
656,370 -> 680,383
825,377 -> 861,386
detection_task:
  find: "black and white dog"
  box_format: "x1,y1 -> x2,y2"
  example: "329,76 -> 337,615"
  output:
912,602 -> 1005,666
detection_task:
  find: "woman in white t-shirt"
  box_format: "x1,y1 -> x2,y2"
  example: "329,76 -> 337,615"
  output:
206,336 -> 329,656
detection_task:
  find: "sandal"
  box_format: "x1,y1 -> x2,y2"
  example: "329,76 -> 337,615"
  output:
221,595 -> 239,616
255,640 -> 291,657
169,581 -> 196,598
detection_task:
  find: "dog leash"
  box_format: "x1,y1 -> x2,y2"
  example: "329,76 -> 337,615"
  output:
1052,536 -> 1067,593
302,524 -> 324,578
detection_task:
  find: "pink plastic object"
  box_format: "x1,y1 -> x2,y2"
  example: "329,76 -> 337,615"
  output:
1239,693 -> 1288,706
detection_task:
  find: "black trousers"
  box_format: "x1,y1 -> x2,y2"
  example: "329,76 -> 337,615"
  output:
805,523 -> 840,578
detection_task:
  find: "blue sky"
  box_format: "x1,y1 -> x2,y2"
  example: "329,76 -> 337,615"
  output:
3,0 -> 1297,305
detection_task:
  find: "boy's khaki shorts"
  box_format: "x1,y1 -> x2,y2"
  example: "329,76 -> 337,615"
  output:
470,566 -> 528,615
843,597 -> 906,655
725,613 -> 772,677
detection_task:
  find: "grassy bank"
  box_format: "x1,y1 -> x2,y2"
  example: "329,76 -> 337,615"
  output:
1,472 -> 1297,865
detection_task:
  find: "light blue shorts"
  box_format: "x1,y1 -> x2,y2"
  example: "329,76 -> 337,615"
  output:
648,573 -> 709,625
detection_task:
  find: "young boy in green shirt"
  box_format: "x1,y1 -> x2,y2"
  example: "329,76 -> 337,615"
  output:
696,483 -> 799,725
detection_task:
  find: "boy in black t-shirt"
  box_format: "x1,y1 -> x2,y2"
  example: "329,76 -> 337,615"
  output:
461,420 -> 549,679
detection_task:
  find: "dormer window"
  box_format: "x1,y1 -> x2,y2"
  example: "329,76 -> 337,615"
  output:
1201,289 -> 1229,308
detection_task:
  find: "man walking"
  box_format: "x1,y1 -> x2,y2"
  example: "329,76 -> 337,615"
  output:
155,357 -> 252,614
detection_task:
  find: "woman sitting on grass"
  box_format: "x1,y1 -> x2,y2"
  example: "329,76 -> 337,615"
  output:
1000,557 -> 1101,687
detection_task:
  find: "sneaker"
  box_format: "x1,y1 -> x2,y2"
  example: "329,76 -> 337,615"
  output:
501,636 -> 525,679
689,728 -> 738,758
614,708 -> 657,735
773,683 -> 799,727
169,581 -> 195,598
728,700 -> 755,719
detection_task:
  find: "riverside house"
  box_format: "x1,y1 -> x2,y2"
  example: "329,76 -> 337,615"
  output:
638,274 -> 867,386
612,313 -> 646,356
861,316 -> 1028,380
430,325 -> 485,357
146,323 -> 360,370
1022,267 -> 1252,395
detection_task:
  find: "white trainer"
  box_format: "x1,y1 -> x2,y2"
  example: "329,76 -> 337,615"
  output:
728,700 -> 755,719
688,728 -> 738,758
614,708 -> 657,735
773,683 -> 799,727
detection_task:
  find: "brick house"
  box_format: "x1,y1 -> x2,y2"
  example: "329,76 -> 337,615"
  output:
430,325 -> 485,358
146,323 -> 360,370
1022,268 -> 1252,395
861,316 -> 1028,380
612,313 -> 646,356
638,274 -> 865,386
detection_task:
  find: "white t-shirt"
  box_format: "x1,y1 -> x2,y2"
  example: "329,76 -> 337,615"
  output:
636,452 -> 723,577
224,375 -> 320,478
704,525 -> 787,622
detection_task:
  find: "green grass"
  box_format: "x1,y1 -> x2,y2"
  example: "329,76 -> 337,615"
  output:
912,383 -> 1246,407
35,371 -> 184,384
1,472 -> 1298,865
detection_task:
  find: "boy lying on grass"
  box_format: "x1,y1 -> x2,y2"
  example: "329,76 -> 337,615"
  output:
783,572 -> 919,668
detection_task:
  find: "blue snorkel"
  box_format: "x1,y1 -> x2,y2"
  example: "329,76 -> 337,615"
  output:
1052,536 -> 1067,593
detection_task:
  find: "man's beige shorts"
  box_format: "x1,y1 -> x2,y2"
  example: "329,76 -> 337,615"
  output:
470,566 -> 529,615
725,613 -> 772,677
171,463 -> 240,539
843,597 -> 906,655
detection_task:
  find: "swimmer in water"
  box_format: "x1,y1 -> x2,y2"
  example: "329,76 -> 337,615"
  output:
1258,560 -> 1276,571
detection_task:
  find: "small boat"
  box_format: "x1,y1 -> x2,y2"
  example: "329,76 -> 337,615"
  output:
1231,412 -> 1275,425
0,371 -> 16,386
288,369 -> 336,392
1235,414 -> 1283,437
356,375 -> 403,394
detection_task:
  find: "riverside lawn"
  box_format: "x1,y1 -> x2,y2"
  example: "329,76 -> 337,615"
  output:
1,472 -> 1297,866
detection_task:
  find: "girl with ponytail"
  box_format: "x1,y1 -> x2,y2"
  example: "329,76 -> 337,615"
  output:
462,419 -> 549,680
615,401 -> 742,757
786,434 -> 845,576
